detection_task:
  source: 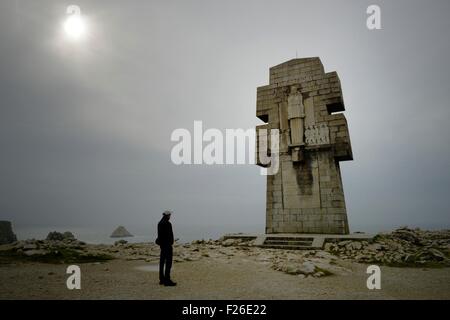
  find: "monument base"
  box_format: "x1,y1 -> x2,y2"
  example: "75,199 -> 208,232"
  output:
222,233 -> 373,250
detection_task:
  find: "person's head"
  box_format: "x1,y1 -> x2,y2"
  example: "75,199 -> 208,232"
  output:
162,210 -> 172,221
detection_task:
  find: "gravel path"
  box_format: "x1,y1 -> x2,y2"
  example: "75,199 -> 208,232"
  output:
1,257 -> 449,299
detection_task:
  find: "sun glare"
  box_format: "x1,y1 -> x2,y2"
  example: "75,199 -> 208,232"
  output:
64,14 -> 86,40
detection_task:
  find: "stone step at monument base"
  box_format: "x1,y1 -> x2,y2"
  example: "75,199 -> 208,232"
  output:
261,244 -> 314,250
263,240 -> 313,246
222,233 -> 374,250
262,237 -> 314,250
260,244 -> 314,250
263,237 -> 313,243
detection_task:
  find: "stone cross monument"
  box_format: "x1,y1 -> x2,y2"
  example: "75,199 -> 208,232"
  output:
256,58 -> 353,234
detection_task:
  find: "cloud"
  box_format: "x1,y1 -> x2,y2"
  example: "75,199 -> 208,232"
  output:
0,0 -> 449,239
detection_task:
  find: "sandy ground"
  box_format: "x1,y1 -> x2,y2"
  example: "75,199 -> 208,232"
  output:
0,257 -> 449,299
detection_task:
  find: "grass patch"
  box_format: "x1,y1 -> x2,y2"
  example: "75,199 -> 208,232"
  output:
359,257 -> 448,268
379,261 -> 448,268
0,248 -> 114,264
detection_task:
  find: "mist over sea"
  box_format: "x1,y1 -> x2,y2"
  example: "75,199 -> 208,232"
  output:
13,223 -> 266,245
12,222 -> 446,245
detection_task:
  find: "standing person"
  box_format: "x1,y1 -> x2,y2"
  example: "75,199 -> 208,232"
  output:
156,210 -> 176,286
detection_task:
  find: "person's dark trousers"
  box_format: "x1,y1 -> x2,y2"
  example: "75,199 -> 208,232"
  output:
159,245 -> 173,282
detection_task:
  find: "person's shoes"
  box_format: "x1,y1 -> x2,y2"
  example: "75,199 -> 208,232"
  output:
159,280 -> 164,285
164,280 -> 177,286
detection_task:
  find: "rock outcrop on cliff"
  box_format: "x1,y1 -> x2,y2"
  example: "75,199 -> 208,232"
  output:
323,227 -> 450,267
0,221 -> 17,245
46,231 -> 75,241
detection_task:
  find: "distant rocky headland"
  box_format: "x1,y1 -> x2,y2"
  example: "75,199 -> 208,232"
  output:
0,221 -> 17,245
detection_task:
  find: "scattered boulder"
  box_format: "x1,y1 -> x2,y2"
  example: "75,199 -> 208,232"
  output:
297,261 -> 316,275
427,248 -> 447,261
323,242 -> 334,251
0,221 -> 17,245
222,239 -> 238,247
313,271 -> 326,277
366,243 -> 383,251
110,226 -> 133,238
219,237 -> 255,247
46,231 -> 65,241
338,240 -> 352,247
24,249 -> 49,257
46,231 -> 75,241
114,239 -> 128,246
392,227 -> 421,244
274,261 -> 323,276
346,241 -> 362,250
23,243 -> 38,250
63,232 -> 75,240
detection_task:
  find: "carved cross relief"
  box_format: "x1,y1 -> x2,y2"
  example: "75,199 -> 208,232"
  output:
286,85 -> 330,157
287,86 -> 305,148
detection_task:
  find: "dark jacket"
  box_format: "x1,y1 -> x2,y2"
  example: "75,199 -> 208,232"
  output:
157,217 -> 174,247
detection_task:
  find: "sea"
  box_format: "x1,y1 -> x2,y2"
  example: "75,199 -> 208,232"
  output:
13,224 -> 264,245
10,224 -> 446,245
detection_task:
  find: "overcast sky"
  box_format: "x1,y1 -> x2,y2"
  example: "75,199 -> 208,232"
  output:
1,0 -> 449,239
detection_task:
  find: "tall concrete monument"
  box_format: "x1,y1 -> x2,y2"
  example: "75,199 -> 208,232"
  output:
256,58 -> 353,234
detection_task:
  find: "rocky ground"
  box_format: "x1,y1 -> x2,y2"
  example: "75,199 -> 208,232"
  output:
0,228 -> 449,299
325,228 -> 450,267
